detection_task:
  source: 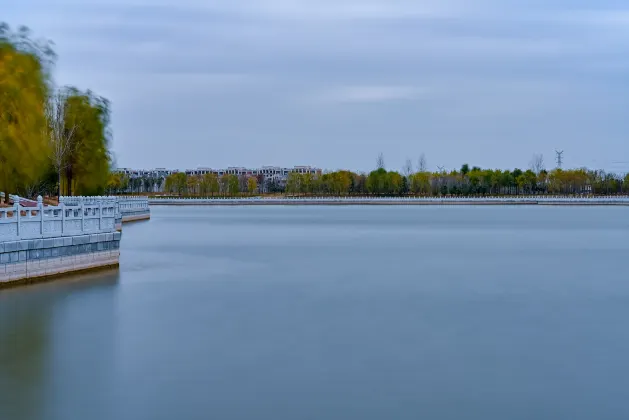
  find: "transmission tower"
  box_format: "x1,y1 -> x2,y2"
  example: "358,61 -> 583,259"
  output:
555,150 -> 564,169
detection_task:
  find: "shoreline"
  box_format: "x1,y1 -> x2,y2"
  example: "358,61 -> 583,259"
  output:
149,198 -> 629,206
0,263 -> 119,290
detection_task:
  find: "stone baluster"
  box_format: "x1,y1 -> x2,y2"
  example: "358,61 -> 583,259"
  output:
15,198 -> 21,238
79,196 -> 85,233
98,196 -> 103,231
38,195 -> 44,235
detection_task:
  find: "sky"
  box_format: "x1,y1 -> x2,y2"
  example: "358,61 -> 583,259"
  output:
5,0 -> 629,172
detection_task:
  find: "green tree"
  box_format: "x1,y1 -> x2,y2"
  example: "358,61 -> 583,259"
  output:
301,173 -> 313,195
46,89 -> 79,198
548,169 -> 563,194
107,172 -> 128,194
186,175 -> 199,195
366,168 -> 387,194
143,177 -> 153,193
228,174 -> 239,196
247,177 -> 257,195
523,170 -> 537,193
61,89 -> 111,195
481,170 -> 493,194
516,174 -> 528,194
164,175 -> 174,194
204,173 -> 219,197
0,29 -> 51,198
330,171 -> 352,195
388,171 -> 404,195
219,174 -> 230,196
468,168 -> 482,193
165,172 -> 186,195
286,172 -> 301,195
107,173 -> 121,194
411,172 -> 431,195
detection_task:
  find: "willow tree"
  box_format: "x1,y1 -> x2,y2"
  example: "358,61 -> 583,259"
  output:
61,89 -> 111,195
47,89 -> 77,198
366,168 -> 388,195
0,25 -> 52,199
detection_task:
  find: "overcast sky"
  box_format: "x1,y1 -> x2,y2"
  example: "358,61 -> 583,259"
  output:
6,0 -> 629,172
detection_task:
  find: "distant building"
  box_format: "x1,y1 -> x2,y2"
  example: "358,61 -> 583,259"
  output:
113,165 -> 322,193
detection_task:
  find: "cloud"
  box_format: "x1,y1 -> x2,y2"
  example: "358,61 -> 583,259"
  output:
225,0 -> 457,20
313,86 -> 424,103
556,9 -> 629,26
6,0 -> 629,171
44,0 -> 464,20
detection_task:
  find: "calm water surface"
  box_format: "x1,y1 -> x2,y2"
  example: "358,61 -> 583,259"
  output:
1,205 -> 629,420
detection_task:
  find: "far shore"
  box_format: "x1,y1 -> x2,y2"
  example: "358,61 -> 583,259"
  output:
148,197 -> 629,206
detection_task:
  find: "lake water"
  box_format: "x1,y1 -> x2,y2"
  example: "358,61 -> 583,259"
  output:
1,205 -> 629,420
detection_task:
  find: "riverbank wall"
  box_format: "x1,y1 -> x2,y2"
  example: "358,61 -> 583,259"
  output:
0,196 -> 121,288
149,196 -> 629,206
0,232 -> 121,285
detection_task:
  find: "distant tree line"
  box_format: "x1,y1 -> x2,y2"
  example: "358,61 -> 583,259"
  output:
159,172 -> 258,197
285,166 -> 628,196
106,173 -> 166,195
0,23 -> 112,200
131,154 -> 629,198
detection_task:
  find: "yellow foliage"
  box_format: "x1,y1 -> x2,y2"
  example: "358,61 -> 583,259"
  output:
0,41 -> 50,194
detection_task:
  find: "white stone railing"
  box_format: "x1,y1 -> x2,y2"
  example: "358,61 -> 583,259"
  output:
59,196 -> 118,206
60,195 -> 149,215
116,196 -> 149,213
0,196 -> 118,242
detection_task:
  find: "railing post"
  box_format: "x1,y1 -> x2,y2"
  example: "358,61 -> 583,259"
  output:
99,196 -> 103,231
61,201 -> 65,236
38,195 -> 44,236
79,196 -> 85,234
15,199 -> 20,239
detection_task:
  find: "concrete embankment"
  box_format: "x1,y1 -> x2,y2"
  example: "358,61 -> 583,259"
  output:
0,232 -> 121,287
121,210 -> 151,222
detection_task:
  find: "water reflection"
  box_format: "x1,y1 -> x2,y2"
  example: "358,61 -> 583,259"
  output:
2,206 -> 629,420
0,270 -> 119,420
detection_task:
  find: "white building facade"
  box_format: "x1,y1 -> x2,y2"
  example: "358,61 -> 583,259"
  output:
114,166 -> 322,193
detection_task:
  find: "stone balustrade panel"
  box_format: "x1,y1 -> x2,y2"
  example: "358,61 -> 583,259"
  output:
1,196 -> 118,242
